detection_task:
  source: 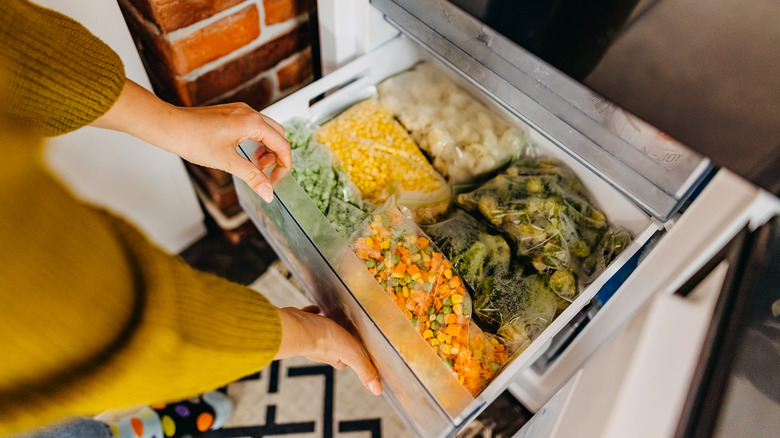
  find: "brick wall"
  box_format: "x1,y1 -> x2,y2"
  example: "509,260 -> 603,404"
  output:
117,0 -> 317,242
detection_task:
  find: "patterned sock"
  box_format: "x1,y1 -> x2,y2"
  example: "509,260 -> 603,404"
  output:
106,391 -> 233,438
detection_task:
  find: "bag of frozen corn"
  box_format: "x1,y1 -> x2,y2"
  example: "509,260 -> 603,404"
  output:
316,99 -> 451,222
350,198 -> 507,396
377,62 -> 524,185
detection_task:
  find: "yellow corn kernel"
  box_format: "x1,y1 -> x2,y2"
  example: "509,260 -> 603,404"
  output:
437,332 -> 447,343
473,350 -> 483,360
440,344 -> 452,354
316,99 -> 446,203
451,293 -> 463,304
446,334 -> 452,344
489,337 -> 499,346
380,240 -> 390,249
411,272 -> 422,282
454,304 -> 463,315
402,286 -> 409,297
365,237 -> 373,246
423,329 -> 434,339
430,338 -> 440,346
444,269 -> 452,279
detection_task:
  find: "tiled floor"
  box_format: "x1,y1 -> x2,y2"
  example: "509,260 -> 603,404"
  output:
180,225 -> 532,438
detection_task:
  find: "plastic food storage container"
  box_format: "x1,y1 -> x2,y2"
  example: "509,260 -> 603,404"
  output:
235,31 -> 706,437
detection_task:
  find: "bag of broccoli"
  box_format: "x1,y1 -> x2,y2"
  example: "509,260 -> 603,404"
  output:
457,154 -> 630,302
423,209 -> 511,293
475,271 -> 564,352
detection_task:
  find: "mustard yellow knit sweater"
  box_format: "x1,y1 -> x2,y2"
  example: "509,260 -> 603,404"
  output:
0,1 -> 281,434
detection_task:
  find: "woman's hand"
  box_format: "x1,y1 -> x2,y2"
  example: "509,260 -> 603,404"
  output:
91,79 -> 291,203
276,306 -> 383,396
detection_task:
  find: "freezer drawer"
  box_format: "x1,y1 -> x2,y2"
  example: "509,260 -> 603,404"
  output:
235,34 -> 668,437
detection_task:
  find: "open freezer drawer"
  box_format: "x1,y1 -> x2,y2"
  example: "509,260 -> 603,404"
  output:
233,34 -> 681,437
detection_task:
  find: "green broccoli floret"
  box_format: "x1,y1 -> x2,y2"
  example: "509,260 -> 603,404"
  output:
549,269 -> 577,301
452,241 -> 487,287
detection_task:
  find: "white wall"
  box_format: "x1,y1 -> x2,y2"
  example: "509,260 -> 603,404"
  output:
33,0 -> 206,254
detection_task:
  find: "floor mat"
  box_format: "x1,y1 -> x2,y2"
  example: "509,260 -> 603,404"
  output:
202,263 -> 412,438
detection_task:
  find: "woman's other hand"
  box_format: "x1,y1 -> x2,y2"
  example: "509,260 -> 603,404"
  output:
275,306 -> 383,396
91,79 -> 291,203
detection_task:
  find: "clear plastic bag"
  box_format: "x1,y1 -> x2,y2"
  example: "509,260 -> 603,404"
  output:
422,209 -> 511,292
349,198 -> 507,395
283,119 -> 374,238
316,99 -> 451,222
377,62 -> 524,184
290,140 -> 337,215
475,271 -> 563,353
456,153 -> 631,302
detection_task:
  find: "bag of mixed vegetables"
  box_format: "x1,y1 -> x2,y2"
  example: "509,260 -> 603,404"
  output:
316,99 -> 451,222
282,119 -> 374,238
350,198 -> 507,396
377,62 -> 524,185
457,153 -> 631,302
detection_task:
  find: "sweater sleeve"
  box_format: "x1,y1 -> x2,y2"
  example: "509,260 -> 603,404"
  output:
0,0 -> 125,136
0,2 -> 282,434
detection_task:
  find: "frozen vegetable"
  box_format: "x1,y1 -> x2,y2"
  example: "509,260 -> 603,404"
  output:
284,118 -> 314,150
289,140 -> 337,214
474,271 -> 563,351
378,62 -> 524,184
351,200 -> 507,396
457,154 -> 630,302
316,99 -> 450,221
423,209 -> 511,291
282,119 -> 374,238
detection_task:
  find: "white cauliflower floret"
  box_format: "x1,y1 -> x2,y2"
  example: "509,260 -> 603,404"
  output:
377,62 -> 525,183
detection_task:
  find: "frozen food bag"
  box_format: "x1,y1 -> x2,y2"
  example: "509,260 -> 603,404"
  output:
457,153 -> 631,302
281,118 -> 376,239
350,198 -> 507,395
377,62 -> 524,184
289,138 -> 337,214
475,270 -> 564,353
315,99 -> 451,222
284,118 -> 314,150
422,209 -> 511,292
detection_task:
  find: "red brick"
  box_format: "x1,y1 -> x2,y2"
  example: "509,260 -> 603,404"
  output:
182,24 -> 310,105
216,77 -> 274,111
126,0 -> 246,33
168,4 -> 260,75
263,0 -> 316,25
277,50 -> 313,90
186,163 -> 241,214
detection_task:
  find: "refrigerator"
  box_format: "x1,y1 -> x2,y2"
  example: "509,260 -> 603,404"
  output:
235,1 -> 780,436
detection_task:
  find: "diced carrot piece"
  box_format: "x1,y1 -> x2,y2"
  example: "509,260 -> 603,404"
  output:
448,277 -> 461,288
417,237 -> 429,250
394,262 -> 407,276
398,247 -> 410,257
407,265 -> 420,276
445,313 -> 458,325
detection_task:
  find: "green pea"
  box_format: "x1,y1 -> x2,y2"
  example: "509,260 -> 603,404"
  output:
443,297 -> 453,306
366,259 -> 376,268
442,306 -> 452,315
430,321 -> 440,330
436,314 -> 445,325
